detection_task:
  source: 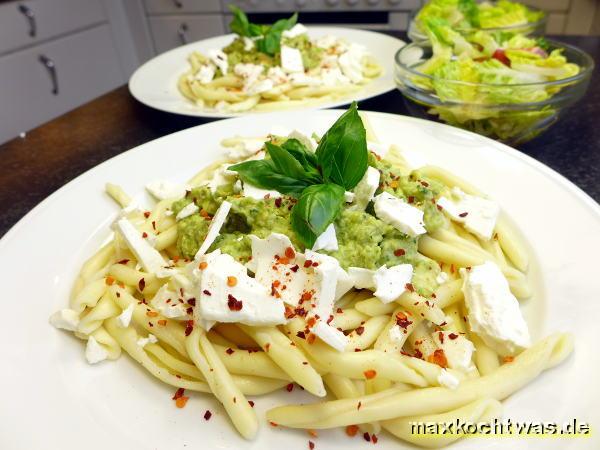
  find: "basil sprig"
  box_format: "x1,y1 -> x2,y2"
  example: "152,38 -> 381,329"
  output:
228,103 -> 368,248
229,6 -> 297,56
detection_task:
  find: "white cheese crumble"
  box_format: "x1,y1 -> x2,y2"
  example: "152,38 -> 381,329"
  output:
373,264 -> 414,303
145,180 -> 187,201
243,182 -> 281,200
461,261 -> 530,355
137,334 -> 158,348
175,202 -> 199,221
116,304 -> 134,328
85,336 -> 108,364
207,49 -> 228,75
437,188 -> 500,240
338,43 -> 366,83
282,23 -> 308,39
348,267 -> 375,289
243,37 -> 255,51
373,192 -> 426,237
436,271 -> 449,284
267,66 -> 288,84
351,166 -> 380,210
194,201 -> 231,258
114,218 -> 166,274
344,191 -> 355,203
195,64 -> 215,84
287,129 -> 318,151
437,368 -> 460,389
49,309 -> 80,331
151,285 -> 188,319
389,324 -> 406,344
311,320 -> 349,352
280,45 -> 304,73
433,331 -> 476,373
312,223 -> 338,252
197,250 -> 286,325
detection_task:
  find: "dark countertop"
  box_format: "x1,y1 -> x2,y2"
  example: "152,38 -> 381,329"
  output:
0,34 -> 599,239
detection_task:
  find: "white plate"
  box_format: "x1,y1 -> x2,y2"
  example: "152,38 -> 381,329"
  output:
128,27 -> 405,118
1,111 -> 599,450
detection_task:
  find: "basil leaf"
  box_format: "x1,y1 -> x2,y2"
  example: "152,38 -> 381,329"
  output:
265,142 -> 309,180
315,102 -> 368,191
255,12 -> 298,56
291,184 -> 345,248
228,159 -> 310,197
281,138 -> 319,169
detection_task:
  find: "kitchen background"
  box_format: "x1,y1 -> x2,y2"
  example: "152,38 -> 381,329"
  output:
1,0 -> 599,145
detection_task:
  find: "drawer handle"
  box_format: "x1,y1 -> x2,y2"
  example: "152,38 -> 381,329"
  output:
173,0 -> 183,7
18,4 -> 37,38
39,55 -> 59,95
178,23 -> 189,45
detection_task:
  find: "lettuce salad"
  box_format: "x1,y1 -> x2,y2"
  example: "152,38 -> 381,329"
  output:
409,19 -> 581,142
415,0 -> 545,36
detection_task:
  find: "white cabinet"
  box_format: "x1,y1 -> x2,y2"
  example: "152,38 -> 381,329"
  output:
148,15 -> 225,53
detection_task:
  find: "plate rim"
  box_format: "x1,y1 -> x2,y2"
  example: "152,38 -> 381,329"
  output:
127,26 -> 406,118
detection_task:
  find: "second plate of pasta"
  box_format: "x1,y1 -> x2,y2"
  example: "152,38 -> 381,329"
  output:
129,27 -> 404,118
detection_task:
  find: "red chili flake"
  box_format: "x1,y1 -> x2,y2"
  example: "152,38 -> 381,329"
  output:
265,343 -> 271,352
203,290 -> 211,296
227,294 -> 243,311
492,48 -> 511,66
364,369 -> 377,379
345,425 -> 359,437
142,232 -> 148,238
336,307 -> 343,314
436,204 -> 443,211
355,326 -> 365,336
354,348 -> 361,352
308,441 -> 315,450
363,432 -> 371,442
172,388 -> 185,400
225,348 -> 235,355
184,320 -> 194,336
185,306 -> 193,315
105,276 -> 115,286
503,356 -> 515,363
203,410 -> 212,421
285,247 -> 296,259
448,333 -> 459,340
327,315 -> 334,324
407,196 -> 415,204
372,434 -> 378,444
116,292 -> 121,298
269,421 -> 278,427
138,278 -> 146,291
198,261 -> 208,270
143,211 -> 151,218
307,333 -> 316,344
187,298 -> 196,306
175,396 -> 189,408
158,319 -> 167,326
420,180 -> 429,187
301,291 -> 313,302
438,331 -> 445,344
152,221 -> 156,230
308,429 -> 318,438
146,311 -> 158,317
227,276 -> 238,287
273,197 -> 283,208
303,260 -> 313,268
295,307 -> 307,317
428,349 -> 448,368
284,306 -> 295,319
285,383 -> 294,392
233,397 -> 237,403
395,312 -> 413,329
458,212 -> 469,218
357,401 -> 362,410
117,259 -> 130,265
312,261 -> 319,267
405,283 -> 415,292
248,400 -> 255,407
290,264 -> 299,272
393,248 -> 406,257
413,348 -> 423,359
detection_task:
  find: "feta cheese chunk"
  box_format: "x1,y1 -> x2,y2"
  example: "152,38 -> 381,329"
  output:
248,233 -> 309,306
146,180 -> 187,201
287,130 -> 318,151
374,192 -> 426,237
197,250 -> 286,325
437,188 -> 500,240
304,250 -> 342,320
243,37 -> 255,51
195,64 -> 215,84
389,324 -> 407,344
243,182 -> 281,200
137,334 -> 158,348
338,43 -> 366,83
344,191 -> 355,203
316,35 -> 338,49
373,264 -> 413,303
201,163 -> 236,193
461,261 -> 530,355
282,23 -> 308,39
280,45 -> 304,73
176,202 -> 199,221
116,304 -> 134,328
311,321 -> 349,352
437,369 -> 460,389
321,68 -> 350,86
194,201 -> 231,258
433,331 -> 476,373
352,166 -> 380,210
267,67 -> 288,84
348,267 -> 375,289
114,218 -> 166,274
85,336 -> 108,364
246,78 -> 274,95
312,223 -> 338,252
208,49 -> 228,75
151,285 -> 188,319
436,271 -> 449,284
49,309 -> 80,331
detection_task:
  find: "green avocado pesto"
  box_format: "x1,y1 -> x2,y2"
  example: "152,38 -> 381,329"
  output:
222,34 -> 323,72
173,162 -> 444,296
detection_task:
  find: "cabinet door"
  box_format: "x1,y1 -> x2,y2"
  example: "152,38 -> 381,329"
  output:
0,24 -> 124,144
0,0 -> 106,56
148,15 -> 226,54
144,0 -> 221,14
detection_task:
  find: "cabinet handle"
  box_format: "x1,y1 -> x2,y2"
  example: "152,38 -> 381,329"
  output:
18,4 -> 37,38
39,55 -> 58,95
173,0 -> 183,7
178,23 -> 189,45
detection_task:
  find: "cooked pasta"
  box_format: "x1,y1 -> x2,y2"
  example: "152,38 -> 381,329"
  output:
50,107 -> 572,448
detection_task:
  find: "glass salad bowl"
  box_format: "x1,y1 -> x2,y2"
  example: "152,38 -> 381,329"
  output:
408,2 -> 547,43
394,40 -> 594,145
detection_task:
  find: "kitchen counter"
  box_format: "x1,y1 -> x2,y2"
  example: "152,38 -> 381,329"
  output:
0,34 -> 598,238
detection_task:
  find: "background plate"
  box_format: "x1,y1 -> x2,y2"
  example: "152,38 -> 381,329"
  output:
128,27 -> 405,118
1,110 -> 599,449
